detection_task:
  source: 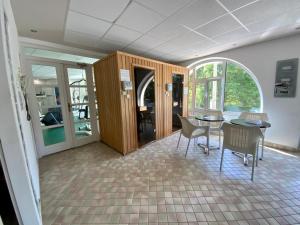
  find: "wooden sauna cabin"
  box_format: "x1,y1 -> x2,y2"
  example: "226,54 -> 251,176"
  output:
93,51 -> 189,155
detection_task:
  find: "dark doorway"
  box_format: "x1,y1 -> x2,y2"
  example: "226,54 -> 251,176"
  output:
0,160 -> 19,225
172,74 -> 184,132
134,67 -> 156,147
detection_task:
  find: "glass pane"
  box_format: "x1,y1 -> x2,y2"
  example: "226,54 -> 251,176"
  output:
195,62 -> 223,79
70,87 -> 89,104
74,122 -> 92,138
35,86 -> 61,108
67,68 -> 87,85
40,107 -> 63,126
32,65 -> 58,85
195,83 -> 205,109
224,63 -> 261,112
72,105 -> 90,122
42,127 -> 65,146
208,80 -> 222,110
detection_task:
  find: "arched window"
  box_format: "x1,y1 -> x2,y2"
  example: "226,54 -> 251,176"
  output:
188,58 -> 262,114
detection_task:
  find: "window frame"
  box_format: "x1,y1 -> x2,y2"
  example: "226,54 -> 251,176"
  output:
188,58 -> 263,114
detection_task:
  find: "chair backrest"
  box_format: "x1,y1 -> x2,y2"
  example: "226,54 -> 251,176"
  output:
239,112 -> 269,121
221,122 -> 263,155
178,115 -> 196,138
199,110 -> 223,128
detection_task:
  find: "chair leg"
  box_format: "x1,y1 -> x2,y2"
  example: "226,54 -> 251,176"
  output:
220,147 -> 225,171
185,138 -> 191,158
256,147 -> 259,167
260,137 -> 264,160
207,135 -> 210,155
219,130 -> 221,149
251,152 -> 256,181
177,132 -> 182,150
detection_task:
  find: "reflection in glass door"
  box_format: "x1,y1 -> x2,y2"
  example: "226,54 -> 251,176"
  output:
27,60 -> 98,156
65,66 -> 98,146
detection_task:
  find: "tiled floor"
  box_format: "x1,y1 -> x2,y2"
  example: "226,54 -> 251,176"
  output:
40,133 -> 300,225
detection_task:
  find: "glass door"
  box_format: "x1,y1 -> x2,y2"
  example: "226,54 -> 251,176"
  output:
27,61 -> 72,155
64,65 -> 98,147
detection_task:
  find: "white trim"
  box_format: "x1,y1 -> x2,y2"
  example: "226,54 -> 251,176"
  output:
188,57 -> 264,112
19,36 -> 106,59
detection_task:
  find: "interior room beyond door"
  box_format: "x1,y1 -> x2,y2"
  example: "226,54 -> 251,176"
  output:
134,67 -> 156,147
172,74 -> 184,132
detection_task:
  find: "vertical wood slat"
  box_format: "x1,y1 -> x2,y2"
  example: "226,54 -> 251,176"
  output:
94,51 -> 188,155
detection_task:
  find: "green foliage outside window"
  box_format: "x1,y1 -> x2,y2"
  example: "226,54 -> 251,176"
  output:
224,63 -> 261,112
189,61 -> 261,112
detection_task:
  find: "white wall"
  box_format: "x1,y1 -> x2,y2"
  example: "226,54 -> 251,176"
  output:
0,0 -> 41,224
183,34 -> 300,150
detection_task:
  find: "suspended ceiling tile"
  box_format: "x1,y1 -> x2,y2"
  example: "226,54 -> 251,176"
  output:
116,2 -> 164,33
64,29 -> 100,48
104,25 -> 142,45
97,39 -> 126,52
175,0 -> 226,29
69,0 -> 130,22
196,14 -> 242,38
127,34 -> 167,51
66,11 -> 111,37
149,17 -> 187,41
233,0 -> 300,25
135,0 -> 192,17
213,27 -> 249,44
219,0 -> 258,11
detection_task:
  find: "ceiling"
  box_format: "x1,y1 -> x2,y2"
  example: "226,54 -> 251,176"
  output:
11,0 -> 300,62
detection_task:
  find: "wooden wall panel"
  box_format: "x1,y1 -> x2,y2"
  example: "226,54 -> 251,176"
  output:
94,51 -> 188,155
93,53 -> 124,153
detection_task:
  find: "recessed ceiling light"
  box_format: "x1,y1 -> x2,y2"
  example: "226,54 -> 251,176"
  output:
30,29 -> 38,33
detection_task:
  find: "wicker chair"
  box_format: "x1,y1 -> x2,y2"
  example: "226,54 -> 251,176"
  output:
239,112 -> 269,159
177,115 -> 209,157
220,122 -> 263,181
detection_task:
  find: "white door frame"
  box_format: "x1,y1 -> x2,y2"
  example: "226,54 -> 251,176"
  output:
25,57 -> 99,156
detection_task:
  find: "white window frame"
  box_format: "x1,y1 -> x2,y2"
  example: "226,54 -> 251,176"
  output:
188,57 -> 263,115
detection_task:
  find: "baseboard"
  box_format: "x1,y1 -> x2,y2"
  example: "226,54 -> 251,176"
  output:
264,141 -> 299,152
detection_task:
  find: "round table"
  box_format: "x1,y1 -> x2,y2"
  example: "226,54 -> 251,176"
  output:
195,115 -> 225,152
195,115 -> 225,123
230,119 -> 271,128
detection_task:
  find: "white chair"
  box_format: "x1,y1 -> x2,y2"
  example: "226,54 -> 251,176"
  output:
239,112 -> 269,159
199,110 -> 223,149
220,122 -> 263,181
177,115 -> 210,157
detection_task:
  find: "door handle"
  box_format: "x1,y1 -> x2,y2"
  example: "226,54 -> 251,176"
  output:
68,102 -> 71,112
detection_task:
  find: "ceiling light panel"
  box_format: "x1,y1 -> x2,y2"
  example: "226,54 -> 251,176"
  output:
66,11 -> 111,37
196,14 -> 242,38
116,2 -> 164,33
104,25 -> 142,45
134,0 -> 192,17
175,0 -> 226,29
69,0 -> 130,22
